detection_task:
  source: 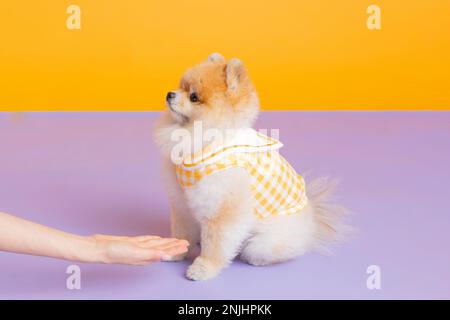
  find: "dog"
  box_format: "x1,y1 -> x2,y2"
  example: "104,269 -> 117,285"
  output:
154,53 -> 349,281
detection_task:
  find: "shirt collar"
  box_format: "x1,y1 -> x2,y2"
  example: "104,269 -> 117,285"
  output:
180,128 -> 283,169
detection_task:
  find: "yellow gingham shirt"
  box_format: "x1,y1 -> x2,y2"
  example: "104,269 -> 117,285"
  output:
175,129 -> 308,219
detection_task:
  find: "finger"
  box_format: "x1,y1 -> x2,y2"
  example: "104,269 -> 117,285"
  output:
93,234 -> 135,241
130,235 -> 162,242
141,251 -> 171,263
153,241 -> 190,251
151,240 -> 189,250
172,239 -> 190,246
95,234 -> 163,242
162,245 -> 189,256
139,238 -> 184,248
134,259 -> 160,266
133,249 -> 165,263
133,238 -> 189,251
156,246 -> 189,262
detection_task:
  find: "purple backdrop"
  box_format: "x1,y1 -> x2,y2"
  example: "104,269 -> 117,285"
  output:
0,111 -> 449,299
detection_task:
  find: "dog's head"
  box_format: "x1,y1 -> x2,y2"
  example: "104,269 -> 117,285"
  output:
164,53 -> 259,129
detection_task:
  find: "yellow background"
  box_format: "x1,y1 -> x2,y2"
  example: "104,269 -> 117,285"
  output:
0,0 -> 449,111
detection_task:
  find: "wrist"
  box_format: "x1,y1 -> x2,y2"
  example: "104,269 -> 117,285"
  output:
68,235 -> 107,263
87,235 -> 109,263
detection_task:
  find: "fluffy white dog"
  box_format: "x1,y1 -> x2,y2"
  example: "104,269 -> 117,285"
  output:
155,53 -> 349,281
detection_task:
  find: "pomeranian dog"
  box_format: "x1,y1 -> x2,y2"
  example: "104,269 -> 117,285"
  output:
155,53 -> 348,281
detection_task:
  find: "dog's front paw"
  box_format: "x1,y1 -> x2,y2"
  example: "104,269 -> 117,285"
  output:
186,257 -> 220,281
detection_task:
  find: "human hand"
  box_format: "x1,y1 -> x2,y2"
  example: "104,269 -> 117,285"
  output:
91,234 -> 189,266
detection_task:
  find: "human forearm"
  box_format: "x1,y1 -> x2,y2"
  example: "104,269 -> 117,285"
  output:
0,211 -> 104,262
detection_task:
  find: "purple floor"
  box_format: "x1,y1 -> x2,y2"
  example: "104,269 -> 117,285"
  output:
0,111 -> 449,300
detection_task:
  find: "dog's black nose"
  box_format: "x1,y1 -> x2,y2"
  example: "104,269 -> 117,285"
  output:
166,92 -> 176,102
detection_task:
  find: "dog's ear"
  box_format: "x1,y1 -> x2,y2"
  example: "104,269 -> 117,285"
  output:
226,58 -> 246,93
208,53 -> 225,63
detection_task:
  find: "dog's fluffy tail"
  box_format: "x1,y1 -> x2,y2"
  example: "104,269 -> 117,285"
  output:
307,177 -> 352,254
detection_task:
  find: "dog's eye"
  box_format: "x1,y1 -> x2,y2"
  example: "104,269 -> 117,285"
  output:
189,92 -> 199,103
